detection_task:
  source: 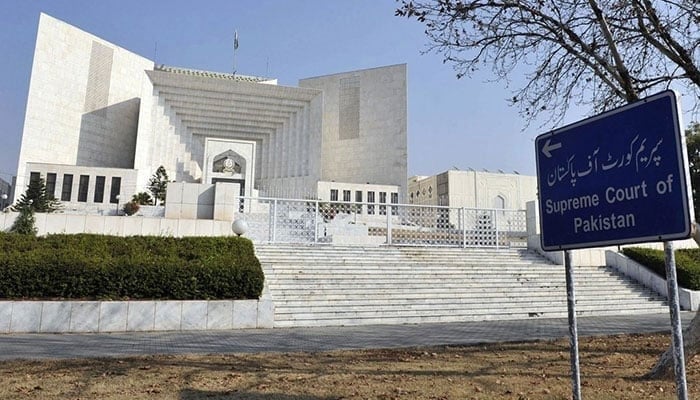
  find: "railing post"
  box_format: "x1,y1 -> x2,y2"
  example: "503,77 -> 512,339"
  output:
460,208 -> 466,248
494,209 -> 499,249
271,199 -> 278,243
387,205 -> 392,245
314,200 -> 319,243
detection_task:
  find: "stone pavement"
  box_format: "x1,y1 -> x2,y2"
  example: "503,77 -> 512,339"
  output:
0,312 -> 694,361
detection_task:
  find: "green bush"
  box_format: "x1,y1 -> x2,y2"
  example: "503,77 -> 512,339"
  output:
122,201 -> 140,216
622,247 -> 700,290
0,233 -> 264,300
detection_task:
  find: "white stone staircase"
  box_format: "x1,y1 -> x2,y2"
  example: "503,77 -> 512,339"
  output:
255,245 -> 668,328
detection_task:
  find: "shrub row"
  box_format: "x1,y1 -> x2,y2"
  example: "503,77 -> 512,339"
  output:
622,247 -> 700,291
0,233 -> 264,300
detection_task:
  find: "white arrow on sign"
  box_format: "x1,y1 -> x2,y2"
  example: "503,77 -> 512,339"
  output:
541,139 -> 562,158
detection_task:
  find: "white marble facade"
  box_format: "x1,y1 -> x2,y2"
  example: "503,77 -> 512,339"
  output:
408,169 -> 537,210
15,13 -> 408,212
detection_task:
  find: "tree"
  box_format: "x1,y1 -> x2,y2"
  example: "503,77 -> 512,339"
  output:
12,176 -> 61,213
132,192 -> 154,205
148,166 -> 169,206
9,206 -> 37,235
397,0 -> 700,379
686,122 -> 700,219
396,0 -> 699,127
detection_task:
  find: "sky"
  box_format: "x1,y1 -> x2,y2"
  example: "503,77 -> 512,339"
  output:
0,0 -> 696,185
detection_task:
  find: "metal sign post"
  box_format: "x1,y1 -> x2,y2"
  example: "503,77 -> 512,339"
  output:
663,241 -> 688,400
564,250 -> 582,400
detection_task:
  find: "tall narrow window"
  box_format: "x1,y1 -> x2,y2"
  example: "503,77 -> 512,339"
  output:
379,191 -> 387,215
29,172 -> 40,184
94,176 -> 105,203
343,190 -> 351,202
355,191 -> 364,214
78,175 -> 90,202
390,192 -> 399,215
109,177 -> 121,204
61,174 -> 73,201
330,189 -> 338,202
45,173 -> 57,197
367,191 -> 375,215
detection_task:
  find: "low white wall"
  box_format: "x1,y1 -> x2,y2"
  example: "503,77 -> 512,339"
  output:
606,251 -> 700,311
0,299 -> 274,334
0,212 -> 235,237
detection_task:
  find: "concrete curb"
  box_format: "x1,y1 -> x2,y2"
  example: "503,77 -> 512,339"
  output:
0,299 -> 274,334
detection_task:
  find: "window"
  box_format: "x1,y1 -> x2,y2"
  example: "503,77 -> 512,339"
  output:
391,192 -> 399,215
355,191 -> 363,214
343,190 -> 351,202
494,195 -> 506,209
367,191 -> 375,215
330,189 -> 338,202
355,191 -> 363,202
29,171 -> 40,184
45,173 -> 57,197
94,176 -> 105,203
379,192 -> 387,215
61,174 -> 73,201
78,175 -> 90,202
109,177 -> 121,204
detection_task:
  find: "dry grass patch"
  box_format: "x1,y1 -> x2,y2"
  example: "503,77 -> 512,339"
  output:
0,333 -> 697,399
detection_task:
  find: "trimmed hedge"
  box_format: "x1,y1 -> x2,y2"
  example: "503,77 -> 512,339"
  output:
0,233 -> 264,300
622,247 -> 700,291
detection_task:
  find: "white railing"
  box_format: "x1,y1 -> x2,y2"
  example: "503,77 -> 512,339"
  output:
237,197 -> 527,248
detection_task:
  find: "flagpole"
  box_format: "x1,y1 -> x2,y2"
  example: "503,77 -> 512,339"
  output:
233,30 -> 238,75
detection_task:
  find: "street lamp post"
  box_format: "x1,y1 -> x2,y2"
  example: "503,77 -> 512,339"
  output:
115,194 -> 120,216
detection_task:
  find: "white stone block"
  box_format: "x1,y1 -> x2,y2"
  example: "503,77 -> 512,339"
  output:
122,217 -> 143,236
11,301 -> 42,333
103,217 -> 124,236
83,216 -> 106,234
33,213 -> 48,235
0,302 -> 12,333
207,301 -> 233,330
141,218 -> 161,235
165,203 -> 181,219
99,302 -> 128,332
127,301 -> 155,331
64,215 -> 87,234
181,301 -> 207,330
233,300 -> 258,329
44,213 -> 68,234
180,204 -> 197,220
182,185 -> 200,204
257,299 -> 274,328
195,220 -> 214,236
40,301 -> 71,332
177,219 -> 196,237
159,218 -> 179,236
69,302 -> 100,332
167,182 -> 184,204
212,221 -> 233,236
154,301 -> 182,331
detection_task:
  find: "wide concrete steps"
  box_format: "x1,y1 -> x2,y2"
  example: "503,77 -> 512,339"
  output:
256,245 -> 668,328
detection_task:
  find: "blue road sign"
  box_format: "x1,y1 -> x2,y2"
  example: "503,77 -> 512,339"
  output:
535,90 -> 693,251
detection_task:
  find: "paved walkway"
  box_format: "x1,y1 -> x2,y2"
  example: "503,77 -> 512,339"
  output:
0,312 -> 694,361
